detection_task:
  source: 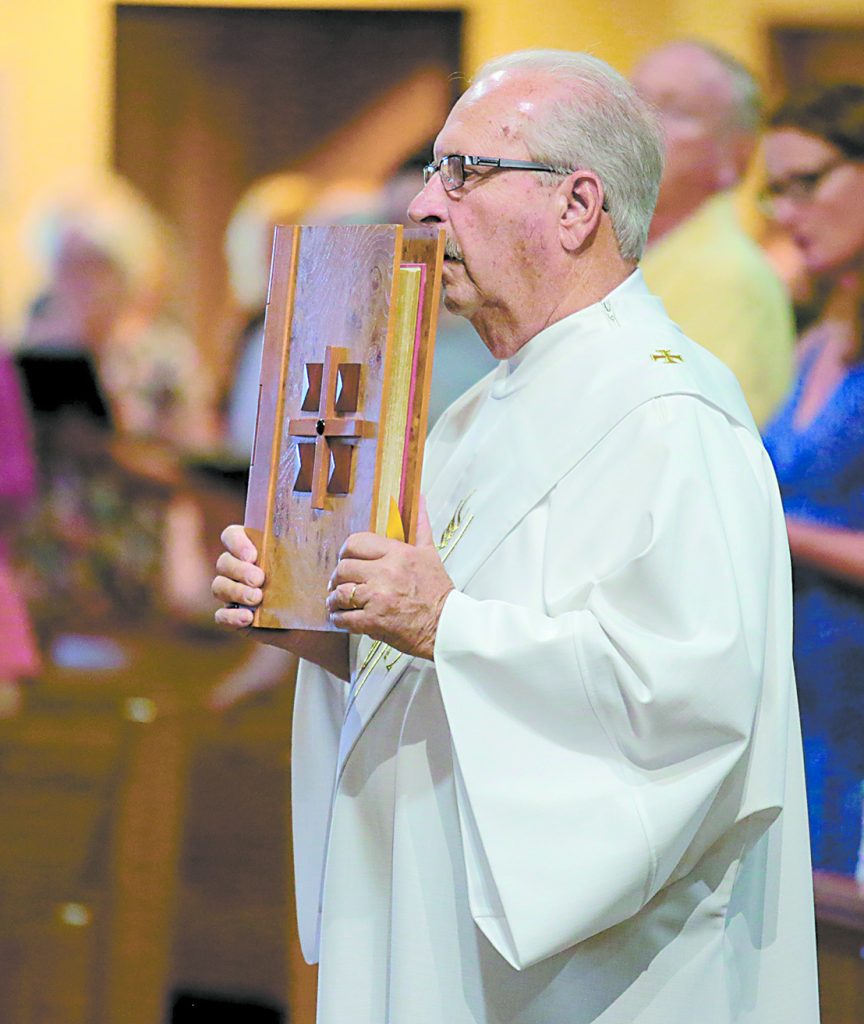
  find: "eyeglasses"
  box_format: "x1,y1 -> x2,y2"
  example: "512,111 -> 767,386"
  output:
759,156 -> 849,216
423,154 -> 576,192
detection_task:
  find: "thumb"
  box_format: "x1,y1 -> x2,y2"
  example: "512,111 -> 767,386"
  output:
414,496 -> 436,548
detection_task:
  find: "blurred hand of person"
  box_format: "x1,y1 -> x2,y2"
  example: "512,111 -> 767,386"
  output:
206,644 -> 297,713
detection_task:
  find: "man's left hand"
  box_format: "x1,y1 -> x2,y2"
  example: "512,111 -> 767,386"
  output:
326,504 -> 454,660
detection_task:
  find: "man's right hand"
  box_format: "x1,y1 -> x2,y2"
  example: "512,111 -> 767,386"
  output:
213,524 -> 264,629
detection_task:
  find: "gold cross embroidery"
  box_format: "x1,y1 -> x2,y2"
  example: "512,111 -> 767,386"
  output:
651,349 -> 683,364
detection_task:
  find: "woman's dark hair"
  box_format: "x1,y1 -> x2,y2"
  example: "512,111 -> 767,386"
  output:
768,83 -> 864,160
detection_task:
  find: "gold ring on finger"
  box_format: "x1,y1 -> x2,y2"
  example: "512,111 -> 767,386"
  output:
349,584 -> 360,610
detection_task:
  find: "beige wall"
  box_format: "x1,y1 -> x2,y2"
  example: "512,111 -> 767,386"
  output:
2,0 -> 862,331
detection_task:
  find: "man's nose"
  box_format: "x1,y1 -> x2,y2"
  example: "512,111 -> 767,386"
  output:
408,174 -> 446,225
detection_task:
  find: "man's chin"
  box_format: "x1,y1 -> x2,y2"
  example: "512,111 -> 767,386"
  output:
441,261 -> 478,315
442,288 -> 461,314
442,280 -> 473,314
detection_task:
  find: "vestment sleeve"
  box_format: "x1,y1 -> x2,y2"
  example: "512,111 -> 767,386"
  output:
433,395 -> 790,969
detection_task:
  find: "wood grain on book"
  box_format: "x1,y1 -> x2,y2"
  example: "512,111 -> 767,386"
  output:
244,223 -> 444,631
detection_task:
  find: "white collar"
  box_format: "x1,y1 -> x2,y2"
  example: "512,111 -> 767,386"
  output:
491,269 -> 651,399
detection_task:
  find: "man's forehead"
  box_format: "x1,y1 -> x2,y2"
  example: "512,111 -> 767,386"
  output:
433,70 -> 552,157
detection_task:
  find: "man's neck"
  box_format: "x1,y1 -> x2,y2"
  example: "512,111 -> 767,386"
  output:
471,258 -> 636,359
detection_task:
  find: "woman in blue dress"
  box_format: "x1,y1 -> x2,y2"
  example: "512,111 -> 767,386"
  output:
761,83 -> 864,875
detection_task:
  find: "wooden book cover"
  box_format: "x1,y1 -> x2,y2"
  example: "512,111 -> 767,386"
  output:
244,223 -> 444,631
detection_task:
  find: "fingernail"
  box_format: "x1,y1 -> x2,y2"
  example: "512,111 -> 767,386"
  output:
239,609 -> 253,626
245,589 -> 261,603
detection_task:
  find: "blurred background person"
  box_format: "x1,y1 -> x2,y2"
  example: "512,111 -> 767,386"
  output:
22,175 -> 213,447
0,351 -> 40,717
222,175 -> 389,445
633,41 -> 795,427
221,174 -> 393,441
761,83 -> 864,878
223,172 -> 318,459
303,177 -> 382,227
16,176 -> 216,635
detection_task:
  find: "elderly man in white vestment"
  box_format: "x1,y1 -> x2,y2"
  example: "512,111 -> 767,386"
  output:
212,49 -> 819,1024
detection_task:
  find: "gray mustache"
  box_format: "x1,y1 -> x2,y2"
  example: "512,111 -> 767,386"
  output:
444,238 -> 464,261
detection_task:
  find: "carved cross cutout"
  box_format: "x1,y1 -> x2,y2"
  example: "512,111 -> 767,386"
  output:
287,345 -> 374,508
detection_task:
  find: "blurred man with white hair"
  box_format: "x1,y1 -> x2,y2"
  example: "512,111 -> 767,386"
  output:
23,175 -> 209,444
212,49 -> 818,1023
634,41 -> 795,426
223,172 -> 318,457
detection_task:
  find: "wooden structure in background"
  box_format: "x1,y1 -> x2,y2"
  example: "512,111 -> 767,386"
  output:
0,623 -> 316,1024
814,870 -> 864,1024
114,6 -> 461,399
245,223 -> 443,631
769,23 -> 864,102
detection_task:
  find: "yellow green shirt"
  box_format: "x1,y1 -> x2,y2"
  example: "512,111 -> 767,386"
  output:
641,192 -> 795,427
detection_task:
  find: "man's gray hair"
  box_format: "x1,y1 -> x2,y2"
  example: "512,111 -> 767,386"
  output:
473,50 -> 665,261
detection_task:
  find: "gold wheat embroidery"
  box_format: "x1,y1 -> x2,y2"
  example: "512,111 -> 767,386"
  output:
437,493 -> 473,551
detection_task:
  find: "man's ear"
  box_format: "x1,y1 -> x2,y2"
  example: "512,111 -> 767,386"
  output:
558,172 -> 605,253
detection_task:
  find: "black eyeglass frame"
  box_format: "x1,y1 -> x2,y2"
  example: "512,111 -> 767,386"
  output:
422,154 -> 609,211
423,154 -> 575,191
